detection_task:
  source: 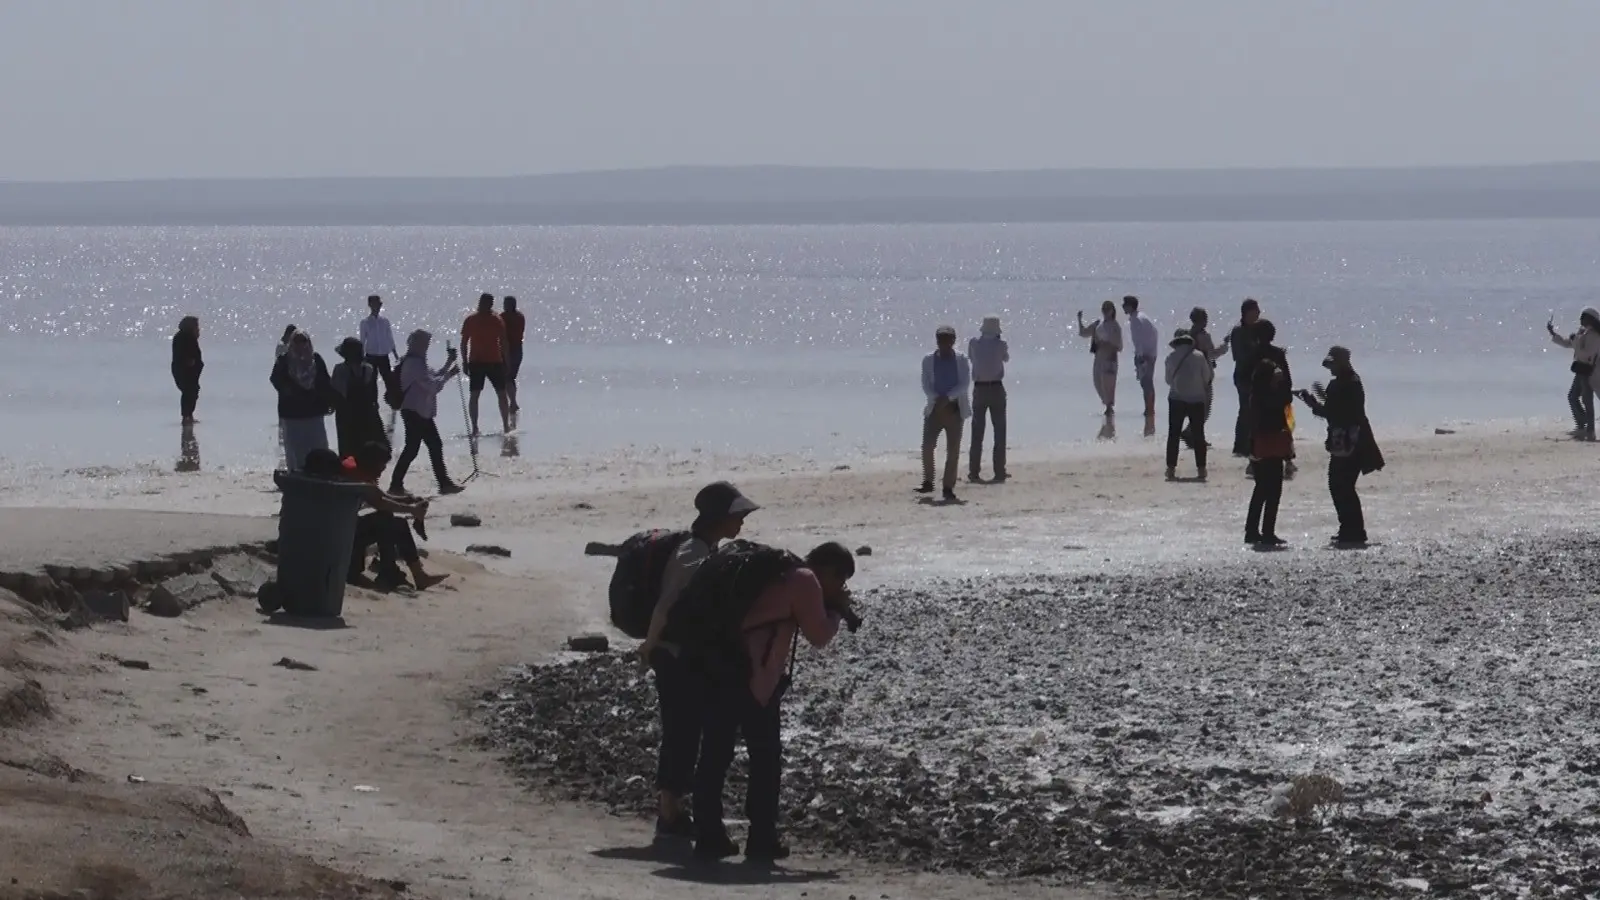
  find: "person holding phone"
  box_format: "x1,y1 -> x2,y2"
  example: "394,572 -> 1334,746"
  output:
1078,301 -> 1123,417
1295,346 -> 1384,545
1547,309 -> 1600,440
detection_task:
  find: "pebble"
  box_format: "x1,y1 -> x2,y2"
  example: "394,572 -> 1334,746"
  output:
479,533 -> 1600,897
450,513 -> 482,528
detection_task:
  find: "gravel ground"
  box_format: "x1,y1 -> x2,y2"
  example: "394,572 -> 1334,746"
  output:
480,532 -> 1600,898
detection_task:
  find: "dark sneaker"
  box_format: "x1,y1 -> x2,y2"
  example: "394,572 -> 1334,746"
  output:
914,482 -> 934,494
992,473 -> 1009,482
387,482 -> 406,497
694,832 -> 740,862
438,482 -> 465,496
942,489 -> 958,502
1245,533 -> 1261,545
654,815 -> 695,843
967,473 -> 982,484
1261,535 -> 1288,547
744,838 -> 791,865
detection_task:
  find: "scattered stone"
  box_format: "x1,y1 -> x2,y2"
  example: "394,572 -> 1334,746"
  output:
466,544 -> 512,558
273,657 -> 317,672
566,633 -> 610,653
479,533 -> 1600,898
144,573 -> 227,617
1435,427 -> 1457,435
584,542 -> 622,558
833,464 -> 852,471
80,589 -> 131,623
116,658 -> 151,671
450,513 -> 482,528
855,545 -> 873,557
572,502 -> 595,511
209,553 -> 275,598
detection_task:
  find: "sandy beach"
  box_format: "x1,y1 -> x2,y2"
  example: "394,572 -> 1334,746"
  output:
2,421 -> 1596,898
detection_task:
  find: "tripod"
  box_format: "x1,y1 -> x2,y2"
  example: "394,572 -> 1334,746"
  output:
449,341 -> 494,485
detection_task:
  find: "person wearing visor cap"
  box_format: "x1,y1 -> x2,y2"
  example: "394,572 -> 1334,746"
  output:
1295,346 -> 1383,545
918,325 -> 972,501
639,481 -> 760,842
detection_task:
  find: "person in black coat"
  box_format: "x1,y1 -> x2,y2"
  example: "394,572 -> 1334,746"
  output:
171,316 -> 203,424
1246,358 -> 1294,546
1227,299 -> 1265,456
269,330 -> 335,472
1296,345 -> 1384,545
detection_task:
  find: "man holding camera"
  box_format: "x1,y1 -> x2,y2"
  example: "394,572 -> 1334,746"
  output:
693,542 -> 859,864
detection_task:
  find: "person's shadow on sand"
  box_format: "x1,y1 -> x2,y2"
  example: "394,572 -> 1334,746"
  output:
591,845 -> 838,887
917,495 -> 967,507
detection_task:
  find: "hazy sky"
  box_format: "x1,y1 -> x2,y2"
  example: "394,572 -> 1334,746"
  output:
2,0 -> 1597,180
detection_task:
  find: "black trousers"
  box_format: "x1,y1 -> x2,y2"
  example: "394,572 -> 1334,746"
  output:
1247,458 -> 1285,538
391,410 -> 452,491
1232,378 -> 1252,456
1166,398 -> 1207,470
1328,455 -> 1366,539
694,680 -> 783,845
349,511 -> 417,580
172,369 -> 200,419
365,355 -> 394,381
650,649 -> 703,795
1569,373 -> 1595,432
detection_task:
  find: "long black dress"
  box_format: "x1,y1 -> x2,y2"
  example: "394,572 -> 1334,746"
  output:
332,361 -> 388,458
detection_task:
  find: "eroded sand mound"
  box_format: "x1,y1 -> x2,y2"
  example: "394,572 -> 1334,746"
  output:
0,764 -> 402,900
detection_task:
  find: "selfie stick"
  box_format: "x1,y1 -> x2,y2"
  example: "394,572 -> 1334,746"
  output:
449,341 -> 486,485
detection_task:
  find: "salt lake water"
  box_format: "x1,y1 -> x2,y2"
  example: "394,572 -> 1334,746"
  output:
1,220 -> 1595,471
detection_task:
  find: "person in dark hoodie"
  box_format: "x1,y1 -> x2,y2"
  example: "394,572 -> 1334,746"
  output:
330,337 -> 388,458
1296,346 -> 1384,545
1245,358 -> 1293,546
1228,299 -> 1265,457
269,329 -> 334,472
171,316 -> 203,425
1250,319 -> 1297,479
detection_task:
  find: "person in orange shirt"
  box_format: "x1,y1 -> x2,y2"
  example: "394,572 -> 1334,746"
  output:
460,293 -> 510,437
501,295 -> 526,419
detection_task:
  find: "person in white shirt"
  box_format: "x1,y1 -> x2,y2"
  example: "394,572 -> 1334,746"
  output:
1164,328 -> 1215,481
359,294 -> 399,381
1077,300 -> 1123,416
919,325 -> 972,501
1122,295 -> 1160,423
966,316 -> 1010,482
1547,307 -> 1600,440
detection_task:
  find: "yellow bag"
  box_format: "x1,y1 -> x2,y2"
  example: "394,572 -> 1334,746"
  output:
1285,403 -> 1296,433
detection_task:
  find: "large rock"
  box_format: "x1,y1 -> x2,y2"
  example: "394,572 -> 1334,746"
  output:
144,573 -> 227,618
209,553 -> 274,598
450,513 -> 482,528
466,544 -> 511,558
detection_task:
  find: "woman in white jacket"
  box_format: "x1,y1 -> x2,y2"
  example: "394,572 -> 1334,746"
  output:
1548,307 -> 1600,440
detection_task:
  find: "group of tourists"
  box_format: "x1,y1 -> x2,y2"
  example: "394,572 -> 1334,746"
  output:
171,291 -> 530,495
920,296 -> 1386,544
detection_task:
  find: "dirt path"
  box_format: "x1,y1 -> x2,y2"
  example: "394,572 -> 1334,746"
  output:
20,551 -> 1104,900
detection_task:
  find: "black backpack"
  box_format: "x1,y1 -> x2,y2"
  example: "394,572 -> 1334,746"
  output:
607,529 -> 692,638
662,540 -> 801,683
383,369 -> 405,411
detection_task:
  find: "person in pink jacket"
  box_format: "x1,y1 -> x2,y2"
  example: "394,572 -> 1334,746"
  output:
693,542 -> 857,864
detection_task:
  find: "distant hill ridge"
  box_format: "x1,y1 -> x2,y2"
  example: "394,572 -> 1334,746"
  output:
4,163 -> 1600,225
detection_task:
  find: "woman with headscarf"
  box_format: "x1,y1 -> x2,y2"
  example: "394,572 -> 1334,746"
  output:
171,316 -> 203,425
331,336 -> 388,458
1296,346 -> 1384,545
1244,357 -> 1293,546
1546,307 -> 1600,440
269,330 -> 334,471
390,329 -> 464,496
